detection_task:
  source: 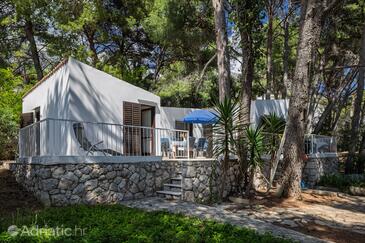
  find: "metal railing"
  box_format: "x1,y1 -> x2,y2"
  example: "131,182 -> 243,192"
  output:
19,118 -> 189,158
304,134 -> 337,154
262,132 -> 336,155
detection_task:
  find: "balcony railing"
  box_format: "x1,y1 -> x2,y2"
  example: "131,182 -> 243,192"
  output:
19,118 -> 189,158
304,134 -> 337,154
262,132 -> 336,155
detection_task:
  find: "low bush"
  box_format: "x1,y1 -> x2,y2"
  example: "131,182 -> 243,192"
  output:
0,205 -> 292,242
318,173 -> 365,193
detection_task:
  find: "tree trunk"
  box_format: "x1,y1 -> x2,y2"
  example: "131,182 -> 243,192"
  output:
212,0 -> 230,101
266,5 -> 274,99
346,23 -> 365,174
355,23 -> 365,174
84,25 -> 99,66
279,0 -> 328,199
237,29 -> 255,195
24,19 -> 43,80
282,10 -> 290,98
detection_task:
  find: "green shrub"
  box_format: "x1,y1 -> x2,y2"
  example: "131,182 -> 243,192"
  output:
0,205 -> 292,243
318,173 -> 365,192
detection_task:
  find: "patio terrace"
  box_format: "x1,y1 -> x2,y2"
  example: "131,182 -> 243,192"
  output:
18,118 -> 336,163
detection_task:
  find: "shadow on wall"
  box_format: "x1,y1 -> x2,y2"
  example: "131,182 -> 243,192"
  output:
252,100 -> 289,125
44,61 -> 125,155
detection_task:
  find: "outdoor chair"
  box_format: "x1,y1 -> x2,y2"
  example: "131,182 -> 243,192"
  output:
161,138 -> 172,158
72,123 -> 123,156
196,137 -> 208,157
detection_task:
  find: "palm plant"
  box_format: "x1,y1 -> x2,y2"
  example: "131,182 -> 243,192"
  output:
212,97 -> 240,200
259,113 -> 286,184
245,125 -> 265,197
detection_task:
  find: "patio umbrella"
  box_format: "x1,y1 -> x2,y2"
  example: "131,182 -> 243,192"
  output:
183,109 -> 218,124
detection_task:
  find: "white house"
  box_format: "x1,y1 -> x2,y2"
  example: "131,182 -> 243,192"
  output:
20,57 -> 289,159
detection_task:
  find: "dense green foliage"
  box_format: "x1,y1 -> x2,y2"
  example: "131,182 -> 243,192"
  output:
318,173 -> 365,193
0,0 -> 365,175
0,69 -> 29,159
0,205 -> 292,242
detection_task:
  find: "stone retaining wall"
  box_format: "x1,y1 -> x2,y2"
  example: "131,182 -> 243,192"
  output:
261,155 -> 339,188
181,160 -> 240,203
302,155 -> 339,187
10,160 -> 181,206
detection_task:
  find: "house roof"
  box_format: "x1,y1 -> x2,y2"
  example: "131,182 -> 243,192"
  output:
22,58 -> 69,99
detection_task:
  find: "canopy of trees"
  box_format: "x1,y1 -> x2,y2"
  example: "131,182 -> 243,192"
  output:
0,0 -> 364,198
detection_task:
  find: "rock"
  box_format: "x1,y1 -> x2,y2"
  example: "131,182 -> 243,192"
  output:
198,175 -> 208,182
52,167 -> 65,178
139,168 -> 147,179
85,179 -> 98,191
183,178 -> 193,190
64,172 -> 79,182
80,174 -> 91,183
130,173 -> 140,184
106,171 -> 116,180
106,165 -> 113,172
109,182 -> 118,191
74,170 -> 82,178
58,178 -> 75,190
129,183 -> 139,194
38,168 -> 51,179
84,190 -> 98,204
49,189 -> 60,195
118,179 -> 127,190
80,166 -> 92,174
70,195 -> 81,204
114,176 -> 122,184
282,220 -> 297,228
314,220 -> 328,226
138,181 -> 146,191
51,194 -> 68,206
100,181 -> 110,190
229,197 -> 250,205
349,186 -> 365,196
184,191 -> 195,201
113,192 -> 124,202
72,183 -> 85,195
65,165 -> 76,171
39,191 -> 51,206
42,178 -> 59,191
121,168 -> 130,177
57,172 -> 78,189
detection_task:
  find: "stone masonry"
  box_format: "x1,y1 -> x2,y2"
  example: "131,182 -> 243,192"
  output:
10,155 -> 338,206
10,160 -> 181,206
181,160 -> 240,203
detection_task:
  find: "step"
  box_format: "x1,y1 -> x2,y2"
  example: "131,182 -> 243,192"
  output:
156,190 -> 182,196
163,183 -> 182,188
171,177 -> 182,181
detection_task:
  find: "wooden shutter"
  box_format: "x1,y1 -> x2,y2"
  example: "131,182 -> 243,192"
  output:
123,102 -> 141,155
20,112 -> 34,128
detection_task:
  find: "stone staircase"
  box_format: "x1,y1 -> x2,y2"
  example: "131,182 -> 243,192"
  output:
156,172 -> 182,200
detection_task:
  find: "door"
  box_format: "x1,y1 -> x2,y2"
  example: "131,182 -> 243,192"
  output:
123,102 -> 141,155
141,106 -> 155,155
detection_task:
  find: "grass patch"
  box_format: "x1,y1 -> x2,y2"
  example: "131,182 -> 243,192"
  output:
0,204 -> 292,242
318,173 -> 365,193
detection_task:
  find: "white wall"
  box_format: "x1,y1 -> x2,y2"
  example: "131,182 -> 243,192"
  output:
160,107 -> 203,138
67,58 -> 161,125
22,57 -> 163,156
250,99 -> 289,126
22,64 -> 70,119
